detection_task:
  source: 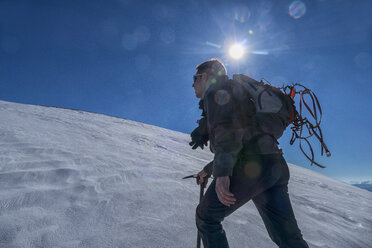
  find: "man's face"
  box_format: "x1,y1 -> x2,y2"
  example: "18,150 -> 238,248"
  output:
192,72 -> 208,99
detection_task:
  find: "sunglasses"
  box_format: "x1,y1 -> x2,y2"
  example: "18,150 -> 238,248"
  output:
193,74 -> 203,82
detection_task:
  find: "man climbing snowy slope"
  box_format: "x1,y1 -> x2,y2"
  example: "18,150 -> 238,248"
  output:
190,58 -> 309,248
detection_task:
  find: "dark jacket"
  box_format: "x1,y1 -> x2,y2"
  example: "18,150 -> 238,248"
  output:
200,76 -> 281,177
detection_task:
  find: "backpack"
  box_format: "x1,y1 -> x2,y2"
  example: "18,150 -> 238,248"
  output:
232,74 -> 331,168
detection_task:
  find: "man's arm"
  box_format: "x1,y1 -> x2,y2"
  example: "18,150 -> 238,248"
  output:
196,161 -> 213,188
202,160 -> 213,175
204,87 -> 247,178
204,82 -> 256,177
212,126 -> 245,177
204,83 -> 255,206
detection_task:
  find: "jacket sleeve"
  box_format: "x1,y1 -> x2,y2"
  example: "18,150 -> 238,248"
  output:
211,123 -> 245,177
204,86 -> 249,177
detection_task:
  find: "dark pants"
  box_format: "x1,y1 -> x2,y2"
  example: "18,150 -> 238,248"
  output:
196,154 -> 309,248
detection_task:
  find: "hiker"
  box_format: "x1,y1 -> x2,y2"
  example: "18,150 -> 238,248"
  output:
190,58 -> 309,248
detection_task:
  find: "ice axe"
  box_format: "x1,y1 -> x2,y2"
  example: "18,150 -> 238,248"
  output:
183,173 -> 210,248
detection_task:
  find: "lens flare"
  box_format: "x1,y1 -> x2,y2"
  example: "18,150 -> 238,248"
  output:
289,1 -> 306,19
229,43 -> 245,59
233,7 -> 251,23
206,41 -> 221,49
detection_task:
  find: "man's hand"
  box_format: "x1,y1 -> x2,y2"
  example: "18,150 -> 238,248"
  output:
216,176 -> 236,207
196,169 -> 209,188
189,129 -> 208,150
189,118 -> 209,150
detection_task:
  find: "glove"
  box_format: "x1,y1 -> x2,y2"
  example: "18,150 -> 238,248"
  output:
189,118 -> 209,150
189,129 -> 208,149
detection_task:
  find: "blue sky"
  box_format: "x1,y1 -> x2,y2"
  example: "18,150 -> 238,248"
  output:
0,0 -> 371,182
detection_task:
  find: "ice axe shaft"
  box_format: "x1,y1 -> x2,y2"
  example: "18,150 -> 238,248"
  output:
197,182 -> 205,248
183,174 -> 206,248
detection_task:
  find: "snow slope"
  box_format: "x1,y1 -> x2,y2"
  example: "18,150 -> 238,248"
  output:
0,100 -> 371,248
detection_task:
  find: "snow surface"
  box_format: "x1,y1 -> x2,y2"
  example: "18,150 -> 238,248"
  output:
0,100 -> 371,248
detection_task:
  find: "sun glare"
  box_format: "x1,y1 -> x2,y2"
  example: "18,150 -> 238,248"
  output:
229,43 -> 245,59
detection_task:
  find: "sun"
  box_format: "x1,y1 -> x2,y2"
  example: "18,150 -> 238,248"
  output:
229,43 -> 245,59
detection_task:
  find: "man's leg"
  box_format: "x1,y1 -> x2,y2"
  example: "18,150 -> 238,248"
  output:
195,179 -> 231,248
195,155 -> 278,248
252,157 -> 309,248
